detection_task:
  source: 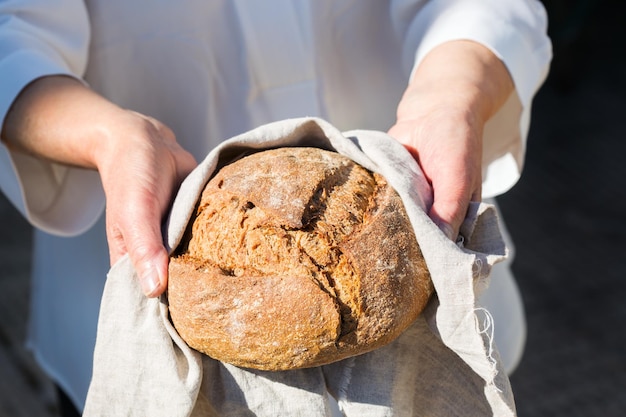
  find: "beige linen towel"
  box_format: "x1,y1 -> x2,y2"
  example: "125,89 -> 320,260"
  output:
84,117 -> 513,416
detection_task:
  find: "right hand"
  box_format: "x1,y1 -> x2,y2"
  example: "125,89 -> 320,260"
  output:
2,76 -> 197,297
96,110 -> 197,297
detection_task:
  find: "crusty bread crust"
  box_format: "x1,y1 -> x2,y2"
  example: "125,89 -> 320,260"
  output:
168,147 -> 433,370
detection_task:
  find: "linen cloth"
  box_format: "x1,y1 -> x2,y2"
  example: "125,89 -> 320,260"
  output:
84,117 -> 512,416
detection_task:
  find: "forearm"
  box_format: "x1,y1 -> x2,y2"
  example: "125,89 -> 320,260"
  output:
398,40 -> 514,128
1,75 -> 125,169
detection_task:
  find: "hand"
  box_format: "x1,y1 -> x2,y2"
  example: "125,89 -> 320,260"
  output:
2,76 -> 197,297
389,102 -> 483,240
388,41 -> 514,239
96,111 -> 197,297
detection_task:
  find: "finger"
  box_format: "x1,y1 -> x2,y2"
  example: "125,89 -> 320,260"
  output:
173,147 -> 198,182
429,196 -> 468,240
106,218 -> 127,266
109,200 -> 170,297
428,173 -> 481,240
471,187 -> 482,202
128,235 -> 170,298
124,158 -> 194,297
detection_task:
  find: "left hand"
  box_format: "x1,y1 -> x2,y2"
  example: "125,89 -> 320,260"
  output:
388,40 -> 514,240
389,98 -> 483,240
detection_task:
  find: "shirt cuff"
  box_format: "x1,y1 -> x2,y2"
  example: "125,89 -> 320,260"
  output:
0,144 -> 105,236
408,0 -> 551,107
0,49 -> 104,235
404,0 -> 551,196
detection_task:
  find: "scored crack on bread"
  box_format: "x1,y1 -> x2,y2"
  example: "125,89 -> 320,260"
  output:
168,147 -> 433,370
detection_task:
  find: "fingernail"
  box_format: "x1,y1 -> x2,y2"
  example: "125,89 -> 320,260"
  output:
140,266 -> 161,297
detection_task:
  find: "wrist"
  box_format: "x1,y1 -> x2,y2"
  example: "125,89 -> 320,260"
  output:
401,40 -> 514,125
1,75 -> 122,170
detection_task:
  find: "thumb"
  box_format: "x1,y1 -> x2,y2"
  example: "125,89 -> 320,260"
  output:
428,182 -> 481,241
128,236 -> 170,298
107,207 -> 170,298
429,199 -> 466,241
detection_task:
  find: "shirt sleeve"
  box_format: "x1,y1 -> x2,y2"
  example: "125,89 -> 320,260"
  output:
0,0 -> 105,236
393,0 -> 553,197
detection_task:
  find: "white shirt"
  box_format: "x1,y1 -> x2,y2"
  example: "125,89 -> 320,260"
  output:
0,0 -> 551,409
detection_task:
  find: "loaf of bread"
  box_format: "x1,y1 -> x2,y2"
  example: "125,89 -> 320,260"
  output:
168,147 -> 433,370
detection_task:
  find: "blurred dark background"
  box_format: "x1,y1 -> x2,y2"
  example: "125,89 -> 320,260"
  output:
502,0 -> 626,415
1,1 -> 625,416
